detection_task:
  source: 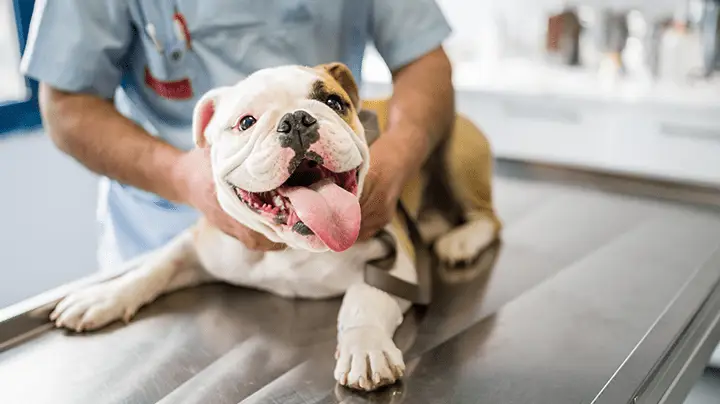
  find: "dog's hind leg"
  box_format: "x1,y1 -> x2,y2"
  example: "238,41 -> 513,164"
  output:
433,115 -> 501,266
51,226 -> 211,332
361,98 -> 500,264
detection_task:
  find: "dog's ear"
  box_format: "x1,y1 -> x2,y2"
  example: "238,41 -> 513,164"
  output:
192,87 -> 228,147
315,62 -> 360,110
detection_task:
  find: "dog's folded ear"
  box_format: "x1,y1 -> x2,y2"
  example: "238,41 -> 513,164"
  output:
315,62 -> 360,110
192,87 -> 229,148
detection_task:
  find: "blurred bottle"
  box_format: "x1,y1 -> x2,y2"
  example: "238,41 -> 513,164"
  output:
598,10 -> 630,75
546,7 -> 583,66
655,2 -> 704,84
699,0 -> 720,77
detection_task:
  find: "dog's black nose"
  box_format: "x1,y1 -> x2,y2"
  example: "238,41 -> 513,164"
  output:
277,110 -> 319,152
277,110 -> 317,134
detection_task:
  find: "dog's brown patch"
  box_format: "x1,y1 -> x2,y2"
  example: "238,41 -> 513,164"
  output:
313,63 -> 360,108
311,63 -> 362,134
308,80 -> 358,131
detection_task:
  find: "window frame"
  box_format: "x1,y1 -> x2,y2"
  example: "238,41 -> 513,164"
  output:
0,0 -> 42,136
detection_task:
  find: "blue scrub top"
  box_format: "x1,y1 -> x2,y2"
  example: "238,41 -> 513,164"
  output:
21,0 -> 452,269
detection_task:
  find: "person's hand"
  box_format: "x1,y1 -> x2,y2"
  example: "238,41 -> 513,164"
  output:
172,148 -> 285,251
357,137 -> 413,241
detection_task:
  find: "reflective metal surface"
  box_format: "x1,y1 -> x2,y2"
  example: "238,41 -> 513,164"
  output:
2,160 -> 720,404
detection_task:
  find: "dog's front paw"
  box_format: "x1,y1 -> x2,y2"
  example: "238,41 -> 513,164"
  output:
50,280 -> 143,332
334,326 -> 405,391
435,218 -> 495,266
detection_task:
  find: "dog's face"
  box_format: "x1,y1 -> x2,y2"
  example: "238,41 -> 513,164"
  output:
192,63 -> 369,253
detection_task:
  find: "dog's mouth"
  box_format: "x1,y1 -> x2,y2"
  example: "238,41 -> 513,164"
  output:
231,158 -> 361,252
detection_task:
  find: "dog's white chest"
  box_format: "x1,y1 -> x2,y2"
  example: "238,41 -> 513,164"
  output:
196,232 -> 386,299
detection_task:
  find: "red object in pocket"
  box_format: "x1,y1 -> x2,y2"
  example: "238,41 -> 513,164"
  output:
144,66 -> 193,100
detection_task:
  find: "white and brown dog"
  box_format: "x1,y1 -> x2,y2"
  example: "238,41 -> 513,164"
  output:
49,63 -> 501,391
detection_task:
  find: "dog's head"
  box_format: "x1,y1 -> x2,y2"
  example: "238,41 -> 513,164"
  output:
192,63 -> 369,253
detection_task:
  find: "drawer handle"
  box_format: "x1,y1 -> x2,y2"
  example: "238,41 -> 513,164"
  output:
661,123 -> 720,141
503,102 -> 581,124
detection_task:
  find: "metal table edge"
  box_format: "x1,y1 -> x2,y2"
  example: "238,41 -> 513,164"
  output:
0,251 -> 156,352
656,278 -> 720,404
591,244 -> 720,404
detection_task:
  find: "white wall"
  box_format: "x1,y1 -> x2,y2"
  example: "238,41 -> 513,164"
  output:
0,132 -> 98,308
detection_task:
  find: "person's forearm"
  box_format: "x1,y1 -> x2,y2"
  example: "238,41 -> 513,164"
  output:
382,47 -> 454,175
39,84 -> 186,203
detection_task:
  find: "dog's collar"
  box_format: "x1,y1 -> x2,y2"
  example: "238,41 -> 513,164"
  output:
363,202 -> 432,306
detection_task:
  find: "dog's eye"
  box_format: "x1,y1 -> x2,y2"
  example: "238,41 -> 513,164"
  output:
325,95 -> 345,114
234,115 -> 257,131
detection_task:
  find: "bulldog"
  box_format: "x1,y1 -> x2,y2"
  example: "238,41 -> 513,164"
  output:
49,62 -> 501,391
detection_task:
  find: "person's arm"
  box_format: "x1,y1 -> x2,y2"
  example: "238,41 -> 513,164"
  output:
40,86 -> 185,203
358,0 -> 454,240
21,0 -> 185,197
377,46 -> 454,183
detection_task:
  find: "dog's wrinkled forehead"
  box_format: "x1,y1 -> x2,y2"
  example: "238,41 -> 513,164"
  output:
216,65 -> 358,124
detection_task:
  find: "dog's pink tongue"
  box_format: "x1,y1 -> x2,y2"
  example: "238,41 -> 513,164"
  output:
280,179 -> 360,252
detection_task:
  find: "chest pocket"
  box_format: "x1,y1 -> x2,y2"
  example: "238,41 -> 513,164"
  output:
127,0 -> 343,124
132,1 -> 326,84
128,0 -> 285,122
128,0 -> 211,116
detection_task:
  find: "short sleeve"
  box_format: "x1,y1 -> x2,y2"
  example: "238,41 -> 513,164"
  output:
20,0 -> 133,99
370,0 -> 452,72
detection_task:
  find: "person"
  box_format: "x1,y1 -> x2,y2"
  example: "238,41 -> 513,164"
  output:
20,0 -> 455,270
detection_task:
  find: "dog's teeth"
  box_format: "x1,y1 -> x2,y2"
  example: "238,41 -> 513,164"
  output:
273,196 -> 283,207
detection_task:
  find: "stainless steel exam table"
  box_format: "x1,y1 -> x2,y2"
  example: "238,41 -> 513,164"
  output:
2,159 -> 720,404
